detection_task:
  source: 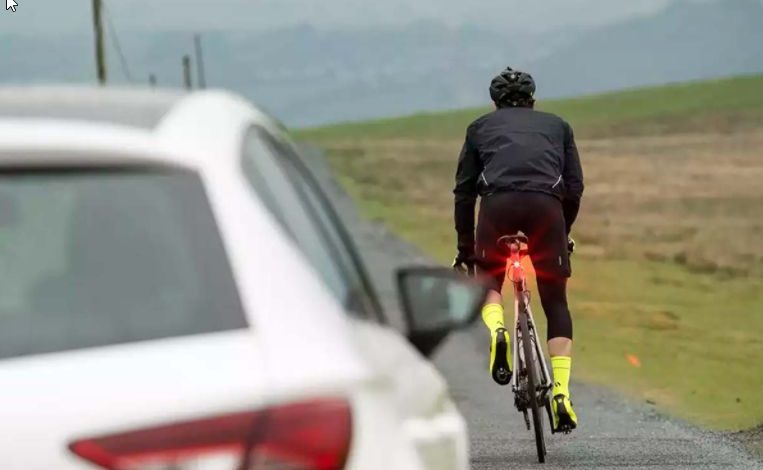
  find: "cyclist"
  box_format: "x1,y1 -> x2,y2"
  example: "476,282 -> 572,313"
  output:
452,67 -> 583,432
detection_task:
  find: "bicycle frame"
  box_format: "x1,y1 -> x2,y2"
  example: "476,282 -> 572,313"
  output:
508,250 -> 553,406
497,234 -> 561,461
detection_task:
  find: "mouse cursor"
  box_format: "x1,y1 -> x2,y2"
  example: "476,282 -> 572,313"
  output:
6,0 -> 17,12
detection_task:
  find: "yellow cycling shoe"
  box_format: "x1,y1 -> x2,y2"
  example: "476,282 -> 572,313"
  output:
551,394 -> 578,433
489,327 -> 512,385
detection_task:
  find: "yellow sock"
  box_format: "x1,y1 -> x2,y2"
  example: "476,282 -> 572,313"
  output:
481,303 -> 505,332
551,356 -> 572,397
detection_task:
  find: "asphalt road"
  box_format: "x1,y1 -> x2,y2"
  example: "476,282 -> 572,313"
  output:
299,146 -> 761,469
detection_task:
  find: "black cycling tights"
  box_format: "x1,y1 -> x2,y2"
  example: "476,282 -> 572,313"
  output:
474,192 -> 573,341
536,277 -> 573,341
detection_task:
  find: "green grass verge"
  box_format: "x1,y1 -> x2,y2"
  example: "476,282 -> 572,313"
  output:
298,74 -> 763,141
567,258 -> 763,430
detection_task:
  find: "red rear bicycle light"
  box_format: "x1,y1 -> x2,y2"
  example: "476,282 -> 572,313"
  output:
69,398 -> 352,470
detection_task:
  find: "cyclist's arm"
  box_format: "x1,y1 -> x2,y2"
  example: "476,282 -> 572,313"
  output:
453,127 -> 482,257
562,121 -> 584,234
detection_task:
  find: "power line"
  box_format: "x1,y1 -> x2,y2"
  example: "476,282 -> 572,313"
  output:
103,1 -> 133,82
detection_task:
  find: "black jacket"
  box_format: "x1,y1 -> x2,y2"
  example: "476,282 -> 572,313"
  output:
454,107 -> 584,256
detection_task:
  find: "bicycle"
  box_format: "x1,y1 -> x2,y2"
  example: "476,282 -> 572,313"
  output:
496,231 -> 562,464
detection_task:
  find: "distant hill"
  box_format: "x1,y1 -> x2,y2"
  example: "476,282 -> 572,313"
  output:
0,0 -> 761,126
298,74 -> 763,139
529,0 -> 763,98
0,23 -> 533,125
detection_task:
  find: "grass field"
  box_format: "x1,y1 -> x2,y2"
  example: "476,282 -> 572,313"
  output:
297,74 -> 763,431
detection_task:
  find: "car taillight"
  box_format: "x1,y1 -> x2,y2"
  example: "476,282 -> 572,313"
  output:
69,398 -> 352,470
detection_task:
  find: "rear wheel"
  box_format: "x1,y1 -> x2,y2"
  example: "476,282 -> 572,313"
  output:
519,309 -> 546,463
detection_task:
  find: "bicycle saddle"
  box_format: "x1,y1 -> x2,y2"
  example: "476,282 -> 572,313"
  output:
497,232 -> 529,257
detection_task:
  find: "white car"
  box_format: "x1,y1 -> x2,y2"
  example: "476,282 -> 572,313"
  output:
0,87 -> 485,470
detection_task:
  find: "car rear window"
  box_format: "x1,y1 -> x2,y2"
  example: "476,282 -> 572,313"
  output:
0,168 -> 247,360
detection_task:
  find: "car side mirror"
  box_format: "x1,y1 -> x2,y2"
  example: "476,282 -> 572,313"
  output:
396,267 -> 488,357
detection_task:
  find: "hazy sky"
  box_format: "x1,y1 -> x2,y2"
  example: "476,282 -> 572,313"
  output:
0,0 -> 674,34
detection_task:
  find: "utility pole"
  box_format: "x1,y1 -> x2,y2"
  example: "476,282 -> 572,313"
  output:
91,0 -> 107,84
194,34 -> 207,89
182,55 -> 193,90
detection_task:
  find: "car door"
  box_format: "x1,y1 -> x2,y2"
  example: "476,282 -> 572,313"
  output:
239,125 -> 469,470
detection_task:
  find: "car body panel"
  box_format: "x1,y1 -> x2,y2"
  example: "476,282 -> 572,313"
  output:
0,330 -> 427,470
0,331 -> 267,468
351,320 -> 469,468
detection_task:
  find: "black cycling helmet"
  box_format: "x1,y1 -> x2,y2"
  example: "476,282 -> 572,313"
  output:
490,67 -> 536,107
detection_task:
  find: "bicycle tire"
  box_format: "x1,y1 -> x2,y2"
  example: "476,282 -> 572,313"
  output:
519,308 -> 546,463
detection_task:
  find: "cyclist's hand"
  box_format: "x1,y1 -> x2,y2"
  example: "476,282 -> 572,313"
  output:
567,237 -> 576,255
452,252 -> 475,277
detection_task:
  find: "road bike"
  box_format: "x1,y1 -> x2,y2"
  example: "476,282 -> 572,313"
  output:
497,232 -> 559,463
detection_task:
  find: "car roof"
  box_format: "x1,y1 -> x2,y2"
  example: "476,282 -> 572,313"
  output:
0,85 -> 283,170
0,86 -> 186,130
